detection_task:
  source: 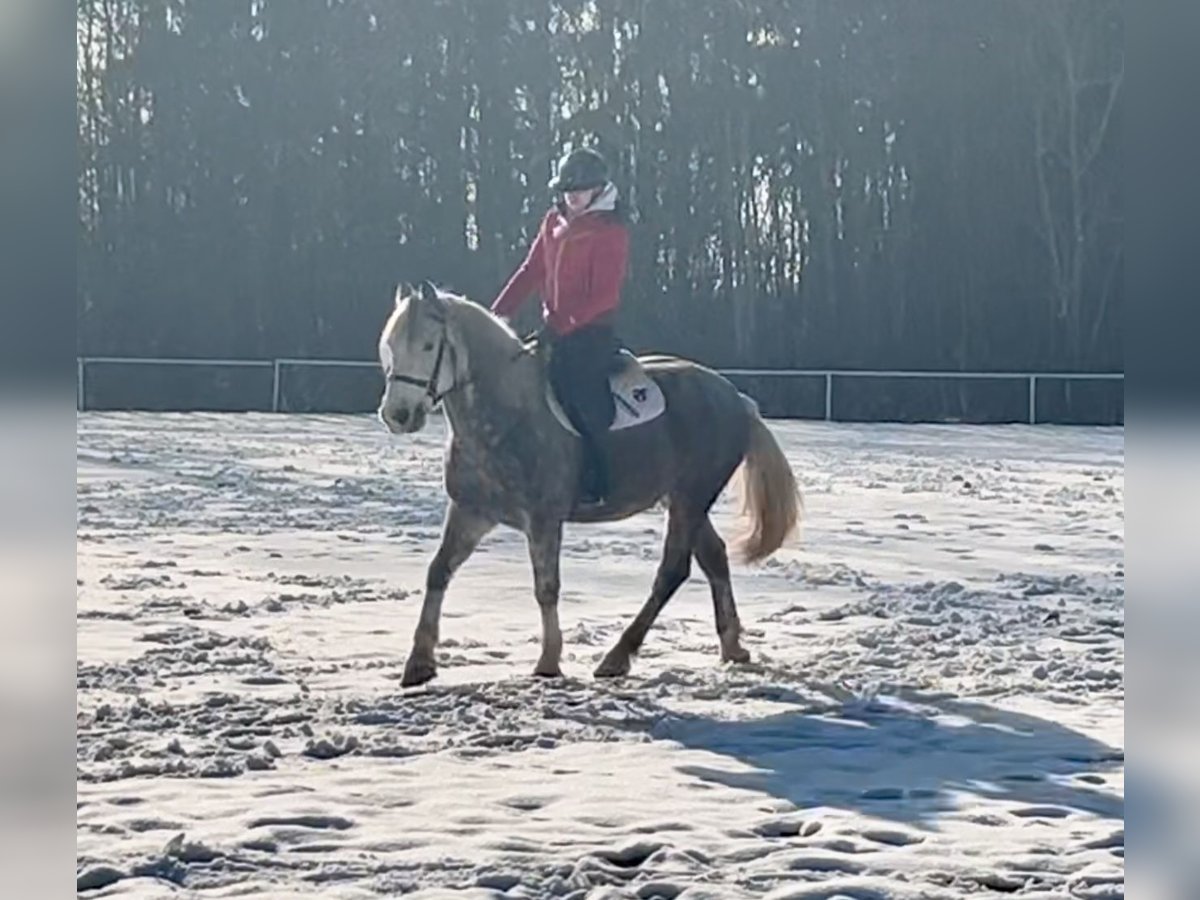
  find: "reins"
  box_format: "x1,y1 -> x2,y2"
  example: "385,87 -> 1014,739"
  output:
388,323 -> 541,406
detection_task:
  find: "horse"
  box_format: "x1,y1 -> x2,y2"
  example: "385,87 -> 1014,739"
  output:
376,281 -> 801,686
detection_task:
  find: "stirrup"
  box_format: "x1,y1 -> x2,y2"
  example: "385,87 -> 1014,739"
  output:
574,486 -> 608,510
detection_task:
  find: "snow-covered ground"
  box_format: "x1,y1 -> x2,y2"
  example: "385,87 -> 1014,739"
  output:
77,413 -> 1124,899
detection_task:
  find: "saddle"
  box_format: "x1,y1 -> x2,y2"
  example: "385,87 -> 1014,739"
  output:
539,345 -> 666,435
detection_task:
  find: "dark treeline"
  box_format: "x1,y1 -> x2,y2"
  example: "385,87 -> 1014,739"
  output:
77,0 -> 1122,416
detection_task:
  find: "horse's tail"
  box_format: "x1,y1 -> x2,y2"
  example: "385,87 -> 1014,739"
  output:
733,397 -> 802,564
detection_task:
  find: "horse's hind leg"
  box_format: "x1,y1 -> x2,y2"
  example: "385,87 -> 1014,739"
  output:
596,504 -> 698,678
694,517 -> 751,664
401,502 -> 494,687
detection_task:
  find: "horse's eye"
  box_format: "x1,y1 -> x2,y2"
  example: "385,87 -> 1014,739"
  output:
423,342 -> 435,352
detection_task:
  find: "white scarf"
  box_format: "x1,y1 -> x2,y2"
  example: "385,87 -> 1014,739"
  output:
555,182 -> 619,235
585,182 -> 619,213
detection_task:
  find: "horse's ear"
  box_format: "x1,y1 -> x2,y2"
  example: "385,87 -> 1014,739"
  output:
394,283 -> 411,308
418,280 -> 441,305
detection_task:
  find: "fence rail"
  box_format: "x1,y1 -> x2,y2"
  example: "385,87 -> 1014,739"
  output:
76,356 -> 1124,424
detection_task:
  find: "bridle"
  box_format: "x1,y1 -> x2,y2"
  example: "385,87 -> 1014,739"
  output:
386,317 -> 458,406
386,317 -> 539,407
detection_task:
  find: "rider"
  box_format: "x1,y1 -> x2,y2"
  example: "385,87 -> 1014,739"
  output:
491,146 -> 630,506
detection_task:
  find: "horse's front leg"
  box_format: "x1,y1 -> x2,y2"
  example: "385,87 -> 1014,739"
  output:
401,502 -> 494,687
527,518 -> 565,678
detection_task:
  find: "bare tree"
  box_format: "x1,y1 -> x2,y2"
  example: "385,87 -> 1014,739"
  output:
1028,0 -> 1123,360
77,0 -> 1122,416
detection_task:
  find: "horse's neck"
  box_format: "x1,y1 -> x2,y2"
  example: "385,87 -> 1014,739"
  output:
442,310 -> 545,442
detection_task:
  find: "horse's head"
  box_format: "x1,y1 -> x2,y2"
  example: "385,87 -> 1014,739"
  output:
377,281 -> 453,434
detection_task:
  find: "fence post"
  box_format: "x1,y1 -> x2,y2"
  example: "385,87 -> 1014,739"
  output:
1028,375 -> 1037,425
272,360 -> 282,413
824,373 -> 833,421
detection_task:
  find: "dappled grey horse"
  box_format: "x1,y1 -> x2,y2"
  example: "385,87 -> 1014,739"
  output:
377,282 -> 801,685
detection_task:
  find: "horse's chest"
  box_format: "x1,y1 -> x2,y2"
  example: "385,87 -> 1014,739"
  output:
444,441 -> 528,520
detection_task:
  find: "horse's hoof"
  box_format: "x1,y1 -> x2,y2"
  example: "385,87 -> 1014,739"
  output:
533,666 -> 562,679
401,656 -> 437,687
594,653 -> 631,679
722,646 -> 752,665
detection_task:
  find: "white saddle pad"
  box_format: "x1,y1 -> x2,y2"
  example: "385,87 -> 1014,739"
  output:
547,351 -> 666,435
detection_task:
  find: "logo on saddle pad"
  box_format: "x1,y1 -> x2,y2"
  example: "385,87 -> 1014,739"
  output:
547,350 -> 667,435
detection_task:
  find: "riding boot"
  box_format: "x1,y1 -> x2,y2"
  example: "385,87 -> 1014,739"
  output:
548,323 -> 618,508
578,433 -> 609,505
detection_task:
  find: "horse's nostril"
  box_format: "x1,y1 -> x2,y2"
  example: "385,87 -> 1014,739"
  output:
396,409 -> 410,425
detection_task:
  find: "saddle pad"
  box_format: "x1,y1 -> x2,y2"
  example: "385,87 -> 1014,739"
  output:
547,351 -> 666,435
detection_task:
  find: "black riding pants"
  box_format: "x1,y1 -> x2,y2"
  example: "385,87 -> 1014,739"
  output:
548,324 -> 617,498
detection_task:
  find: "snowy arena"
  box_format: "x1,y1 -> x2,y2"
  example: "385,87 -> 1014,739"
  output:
76,413 -> 1124,899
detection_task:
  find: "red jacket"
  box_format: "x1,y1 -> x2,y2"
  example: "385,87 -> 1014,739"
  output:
490,207 -> 630,336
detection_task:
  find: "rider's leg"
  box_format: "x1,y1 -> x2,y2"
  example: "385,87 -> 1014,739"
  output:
557,326 -> 616,502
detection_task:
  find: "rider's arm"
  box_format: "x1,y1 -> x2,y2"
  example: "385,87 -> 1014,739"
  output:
491,218 -> 548,320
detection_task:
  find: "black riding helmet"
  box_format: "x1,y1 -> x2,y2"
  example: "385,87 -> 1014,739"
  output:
548,147 -> 609,192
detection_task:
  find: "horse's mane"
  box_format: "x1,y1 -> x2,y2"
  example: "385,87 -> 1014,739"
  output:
438,288 -> 518,344
440,289 -> 540,411
384,284 -> 515,345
